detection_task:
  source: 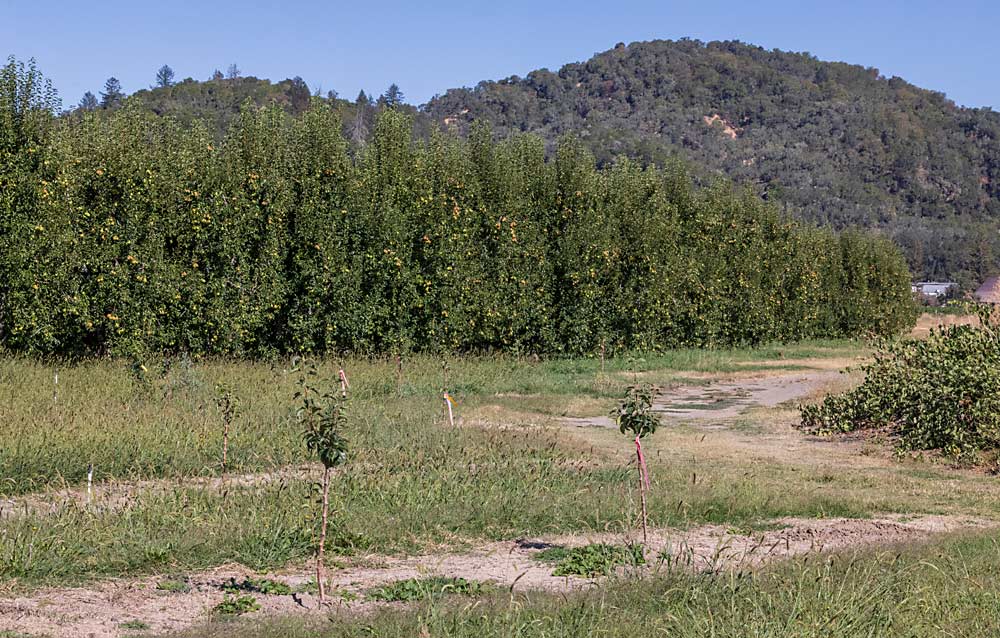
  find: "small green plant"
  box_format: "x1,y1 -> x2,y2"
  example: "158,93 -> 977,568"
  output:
221,577 -> 292,596
213,594 -> 261,616
119,619 -> 150,630
544,543 -> 646,578
367,576 -> 492,602
155,577 -> 191,593
612,383 -> 660,543
296,362 -> 349,605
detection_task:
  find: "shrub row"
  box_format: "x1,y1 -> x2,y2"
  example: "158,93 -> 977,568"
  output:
1,59 -> 916,357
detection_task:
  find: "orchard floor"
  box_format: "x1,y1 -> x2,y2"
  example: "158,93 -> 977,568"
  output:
3,328 -> 1000,637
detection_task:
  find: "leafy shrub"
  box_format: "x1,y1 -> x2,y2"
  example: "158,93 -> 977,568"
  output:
367,576 -> 492,602
213,594 -> 261,616
541,543 -> 646,577
801,306 -> 1000,459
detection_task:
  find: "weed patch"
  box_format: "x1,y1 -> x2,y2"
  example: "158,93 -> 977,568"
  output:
367,577 -> 493,602
213,594 -> 261,616
541,543 -> 646,577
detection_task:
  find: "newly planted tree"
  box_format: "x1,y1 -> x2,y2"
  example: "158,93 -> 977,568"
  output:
215,384 -> 237,473
612,383 -> 660,544
296,364 -> 348,604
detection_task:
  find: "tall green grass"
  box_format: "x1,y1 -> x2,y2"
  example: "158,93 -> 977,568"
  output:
0,342 -> 859,494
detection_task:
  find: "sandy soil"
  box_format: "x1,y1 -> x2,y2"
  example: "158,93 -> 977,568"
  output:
0,514 -> 990,638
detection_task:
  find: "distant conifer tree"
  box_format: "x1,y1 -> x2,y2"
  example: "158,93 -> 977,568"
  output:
78,91 -> 98,111
381,83 -> 404,108
100,77 -> 124,109
155,64 -> 175,88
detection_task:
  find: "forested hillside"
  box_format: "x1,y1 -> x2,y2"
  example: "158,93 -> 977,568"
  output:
0,58 -> 915,358
425,40 -> 1000,287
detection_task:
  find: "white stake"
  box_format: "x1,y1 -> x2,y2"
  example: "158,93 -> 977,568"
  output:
443,392 -> 455,427
86,463 -> 93,504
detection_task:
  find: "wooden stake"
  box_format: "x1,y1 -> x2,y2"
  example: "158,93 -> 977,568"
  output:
222,418 -> 230,473
86,463 -> 93,504
395,354 -> 403,396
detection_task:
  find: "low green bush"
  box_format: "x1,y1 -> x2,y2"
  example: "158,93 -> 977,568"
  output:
801,306 -> 1000,459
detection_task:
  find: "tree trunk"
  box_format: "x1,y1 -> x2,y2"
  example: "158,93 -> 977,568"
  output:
222,420 -> 229,473
318,466 -> 330,603
637,445 -> 648,545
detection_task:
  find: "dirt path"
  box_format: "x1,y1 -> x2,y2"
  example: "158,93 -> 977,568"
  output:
0,514 -> 989,638
563,370 -> 842,428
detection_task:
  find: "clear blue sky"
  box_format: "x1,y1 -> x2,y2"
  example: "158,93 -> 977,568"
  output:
4,0 -> 998,110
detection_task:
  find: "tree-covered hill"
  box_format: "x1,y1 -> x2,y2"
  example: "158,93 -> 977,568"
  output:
101,76 -> 424,144
424,40 -> 1000,287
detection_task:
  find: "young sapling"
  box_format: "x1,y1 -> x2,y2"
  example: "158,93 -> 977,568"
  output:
296,363 -> 348,605
612,383 -> 660,544
215,384 -> 237,473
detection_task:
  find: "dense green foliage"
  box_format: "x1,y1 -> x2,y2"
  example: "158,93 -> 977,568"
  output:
1,57 -> 914,357
426,39 -> 1000,286
801,306 -> 1000,458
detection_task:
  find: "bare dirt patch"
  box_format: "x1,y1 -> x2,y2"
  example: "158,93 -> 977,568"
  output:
0,514 -> 989,638
562,370 -> 843,429
910,312 -> 977,339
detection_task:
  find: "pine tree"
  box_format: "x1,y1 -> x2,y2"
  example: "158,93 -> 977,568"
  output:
78,91 -> 98,111
226,63 -> 241,80
100,77 -> 124,109
381,83 -> 404,108
211,69 -> 224,81
155,65 -> 175,88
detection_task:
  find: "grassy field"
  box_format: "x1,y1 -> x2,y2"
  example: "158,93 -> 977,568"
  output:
4,334 -> 1000,636
5,340 -> 901,586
